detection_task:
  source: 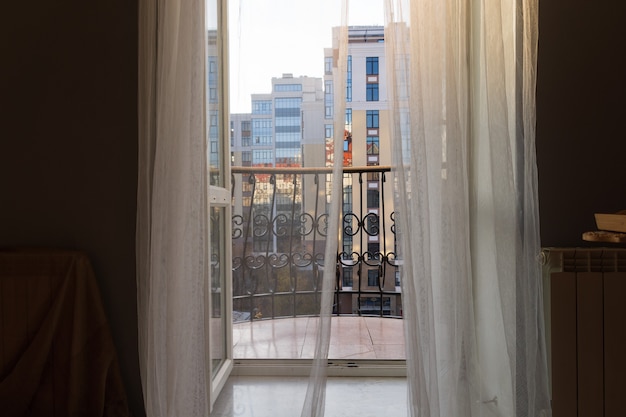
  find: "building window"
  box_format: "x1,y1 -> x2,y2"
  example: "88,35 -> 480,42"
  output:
366,57 -> 379,75
359,297 -> 391,315
346,55 -> 352,102
274,97 -> 302,110
242,151 -> 252,162
254,137 -> 272,145
274,84 -> 302,92
342,267 -> 353,288
342,180 -> 353,255
275,98 -> 302,151
367,242 -> 380,257
207,57 -> 217,105
366,136 -> 379,155
366,83 -> 379,101
367,170 -> 380,182
252,119 -> 272,128
252,100 -> 272,114
366,110 -> 379,129
367,269 -> 379,287
367,189 -> 379,209
275,148 -> 301,167
241,120 -> 252,147
325,80 -> 333,119
343,181 -> 352,205
325,124 -> 333,139
345,108 -> 352,130
252,118 -> 272,145
325,56 -> 333,74
253,150 -> 273,165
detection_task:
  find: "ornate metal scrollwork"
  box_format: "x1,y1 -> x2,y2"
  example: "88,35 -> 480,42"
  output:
231,166 -> 400,320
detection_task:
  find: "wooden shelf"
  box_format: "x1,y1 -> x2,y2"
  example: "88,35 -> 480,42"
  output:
583,230 -> 626,243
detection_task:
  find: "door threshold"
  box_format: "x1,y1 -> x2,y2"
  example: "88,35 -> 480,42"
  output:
232,358 -> 406,377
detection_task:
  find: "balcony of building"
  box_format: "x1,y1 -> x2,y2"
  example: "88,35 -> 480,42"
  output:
230,165 -> 405,361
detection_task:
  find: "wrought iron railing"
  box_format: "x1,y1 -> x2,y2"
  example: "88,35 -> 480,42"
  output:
231,166 -> 401,322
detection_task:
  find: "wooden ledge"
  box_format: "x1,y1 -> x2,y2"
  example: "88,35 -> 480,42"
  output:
583,230 -> 626,243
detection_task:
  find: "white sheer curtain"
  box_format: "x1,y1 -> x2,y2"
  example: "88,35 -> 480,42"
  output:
383,0 -> 551,416
136,0 -> 551,415
137,0 -> 211,415
300,6 -> 349,417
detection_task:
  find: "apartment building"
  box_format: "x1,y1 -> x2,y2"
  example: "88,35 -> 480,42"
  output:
323,26 -> 401,316
229,27 -> 400,317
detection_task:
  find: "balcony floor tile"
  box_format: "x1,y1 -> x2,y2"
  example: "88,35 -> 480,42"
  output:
233,316 -> 405,360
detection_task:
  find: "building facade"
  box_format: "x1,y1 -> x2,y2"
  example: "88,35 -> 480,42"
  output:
325,26 -> 400,316
230,27 -> 401,318
230,74 -> 325,219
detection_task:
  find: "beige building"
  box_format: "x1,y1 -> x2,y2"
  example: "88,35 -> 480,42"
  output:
324,26 -> 400,316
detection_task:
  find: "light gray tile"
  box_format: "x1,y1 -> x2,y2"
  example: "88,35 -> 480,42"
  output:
210,376 -> 407,417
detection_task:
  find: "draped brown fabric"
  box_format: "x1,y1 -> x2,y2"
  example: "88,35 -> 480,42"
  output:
0,250 -> 129,417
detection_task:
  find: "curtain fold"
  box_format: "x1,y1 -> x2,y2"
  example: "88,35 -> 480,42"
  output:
384,0 -> 551,416
137,0 -> 211,415
300,4 -> 349,417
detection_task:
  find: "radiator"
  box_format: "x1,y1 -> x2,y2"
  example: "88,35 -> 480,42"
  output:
543,248 -> 626,417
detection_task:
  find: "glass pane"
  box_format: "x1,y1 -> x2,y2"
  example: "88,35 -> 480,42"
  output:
207,0 -> 223,187
210,205 -> 227,377
228,1 -> 404,361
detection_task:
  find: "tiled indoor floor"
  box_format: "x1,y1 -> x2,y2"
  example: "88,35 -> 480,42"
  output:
209,376 -> 408,417
233,316 -> 406,360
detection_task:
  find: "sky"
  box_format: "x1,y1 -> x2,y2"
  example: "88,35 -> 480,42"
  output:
228,0 -> 385,113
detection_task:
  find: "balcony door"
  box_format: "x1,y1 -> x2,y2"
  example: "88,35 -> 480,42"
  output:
206,0 -> 232,407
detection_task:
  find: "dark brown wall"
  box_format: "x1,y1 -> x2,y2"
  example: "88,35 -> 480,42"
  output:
537,0 -> 626,247
1,1 -> 143,415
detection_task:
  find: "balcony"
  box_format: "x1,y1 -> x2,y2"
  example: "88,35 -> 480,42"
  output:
231,166 -> 404,360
